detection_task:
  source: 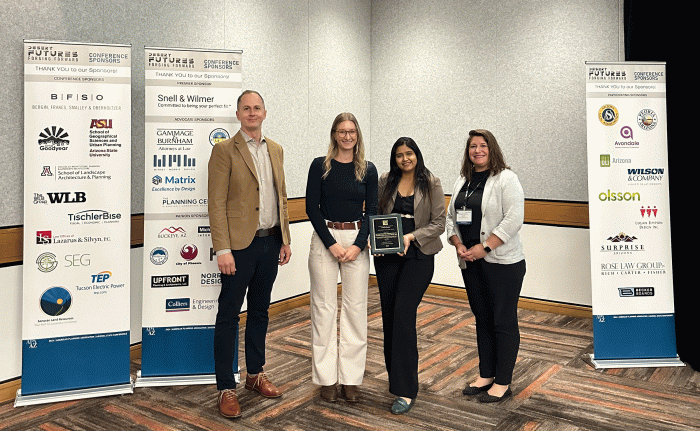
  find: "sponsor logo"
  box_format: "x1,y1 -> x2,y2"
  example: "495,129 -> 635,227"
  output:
153,154 -> 196,169
90,119 -> 113,129
33,193 -> 48,204
180,244 -> 198,260
38,126 -> 70,151
39,287 -> 72,317
635,206 -> 663,230
618,287 -> 655,297
65,253 -> 91,267
600,261 -> 666,275
151,274 -> 189,288
198,226 -> 211,236
598,190 -> 641,202
627,168 -> 664,183
152,175 -> 197,193
166,298 -> 190,312
50,93 -> 104,101
600,232 -> 644,254
68,209 -> 121,224
640,206 -> 658,218
36,230 -> 52,244
615,126 -> 639,148
150,247 -> 168,265
600,154 -> 610,167
41,166 -> 53,176
156,128 -> 194,146
209,128 -> 230,146
91,271 -> 112,283
598,104 -> 619,126
89,119 -> 120,158
191,298 -> 217,311
46,191 -> 86,204
201,272 -> 221,285
158,226 -> 186,239
637,109 -> 657,130
36,252 -> 58,272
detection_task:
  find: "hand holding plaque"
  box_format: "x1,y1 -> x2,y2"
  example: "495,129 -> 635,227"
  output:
369,214 -> 404,254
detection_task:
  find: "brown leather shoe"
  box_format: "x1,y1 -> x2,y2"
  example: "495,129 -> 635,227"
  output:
218,389 -> 241,418
320,384 -> 338,402
245,372 -> 282,398
340,384 -> 360,403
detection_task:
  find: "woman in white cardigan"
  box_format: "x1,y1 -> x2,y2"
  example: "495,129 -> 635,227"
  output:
445,129 -> 526,403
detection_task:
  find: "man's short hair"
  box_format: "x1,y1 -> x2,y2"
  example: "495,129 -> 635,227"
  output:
237,90 -> 265,110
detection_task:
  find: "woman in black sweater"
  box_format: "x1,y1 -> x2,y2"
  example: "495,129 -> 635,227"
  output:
305,112 -> 378,403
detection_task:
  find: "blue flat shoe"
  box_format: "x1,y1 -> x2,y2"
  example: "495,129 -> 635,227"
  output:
391,397 -> 415,415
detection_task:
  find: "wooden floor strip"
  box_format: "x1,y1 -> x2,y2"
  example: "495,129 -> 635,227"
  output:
2,281 -> 698,431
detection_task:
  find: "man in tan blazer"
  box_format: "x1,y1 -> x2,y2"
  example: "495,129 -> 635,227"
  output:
208,90 -> 291,419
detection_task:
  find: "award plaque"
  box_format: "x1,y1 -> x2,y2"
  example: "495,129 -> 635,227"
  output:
369,214 -> 404,254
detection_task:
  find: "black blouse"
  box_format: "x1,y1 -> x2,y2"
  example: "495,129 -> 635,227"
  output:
453,170 -> 489,246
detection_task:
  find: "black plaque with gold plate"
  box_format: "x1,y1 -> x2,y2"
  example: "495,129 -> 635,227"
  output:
369,214 -> 404,254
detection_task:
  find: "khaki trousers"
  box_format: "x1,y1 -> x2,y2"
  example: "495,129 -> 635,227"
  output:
308,228 -> 369,386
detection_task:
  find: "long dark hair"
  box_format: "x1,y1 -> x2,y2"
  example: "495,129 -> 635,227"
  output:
379,137 -> 433,212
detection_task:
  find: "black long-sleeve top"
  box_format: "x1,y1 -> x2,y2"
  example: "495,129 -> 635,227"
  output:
305,156 -> 378,250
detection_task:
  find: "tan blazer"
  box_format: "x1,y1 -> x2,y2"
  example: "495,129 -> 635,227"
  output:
208,131 -> 290,251
377,173 -> 445,255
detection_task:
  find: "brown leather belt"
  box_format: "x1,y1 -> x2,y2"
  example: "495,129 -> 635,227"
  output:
326,221 -> 362,230
255,226 -> 281,237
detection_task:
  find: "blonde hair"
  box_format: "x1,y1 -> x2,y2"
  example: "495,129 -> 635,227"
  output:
323,112 -> 367,181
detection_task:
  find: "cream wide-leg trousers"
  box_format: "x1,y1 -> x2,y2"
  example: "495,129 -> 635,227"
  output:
308,227 -> 369,386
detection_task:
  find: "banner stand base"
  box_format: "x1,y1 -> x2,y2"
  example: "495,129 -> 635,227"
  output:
14,380 -> 134,407
133,370 -> 239,388
584,354 -> 685,370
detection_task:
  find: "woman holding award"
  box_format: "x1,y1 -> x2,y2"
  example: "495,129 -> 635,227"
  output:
305,112 -> 378,403
373,137 -> 445,414
446,129 -> 526,403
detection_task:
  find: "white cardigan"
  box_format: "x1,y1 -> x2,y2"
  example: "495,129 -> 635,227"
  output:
445,169 -> 525,268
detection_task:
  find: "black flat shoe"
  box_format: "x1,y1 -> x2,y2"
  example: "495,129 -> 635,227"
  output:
478,387 -> 512,403
462,382 -> 493,395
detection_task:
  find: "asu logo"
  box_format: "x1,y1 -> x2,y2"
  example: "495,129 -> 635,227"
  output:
90,119 -> 113,128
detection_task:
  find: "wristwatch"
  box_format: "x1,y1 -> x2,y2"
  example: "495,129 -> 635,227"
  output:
482,242 -> 492,253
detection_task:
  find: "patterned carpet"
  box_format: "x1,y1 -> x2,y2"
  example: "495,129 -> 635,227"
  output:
3,283 -> 700,430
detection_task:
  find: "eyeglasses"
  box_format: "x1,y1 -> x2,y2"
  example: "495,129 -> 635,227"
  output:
336,129 -> 357,137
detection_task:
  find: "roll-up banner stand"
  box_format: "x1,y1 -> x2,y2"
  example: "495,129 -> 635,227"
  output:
585,61 -> 683,369
136,47 -> 243,387
18,40 -> 133,406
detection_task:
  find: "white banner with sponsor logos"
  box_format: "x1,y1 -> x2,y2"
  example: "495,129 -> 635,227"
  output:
585,62 -> 681,368
20,40 -> 132,405
138,47 -> 242,386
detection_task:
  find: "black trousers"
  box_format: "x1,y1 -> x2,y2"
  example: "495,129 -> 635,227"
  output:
214,234 -> 281,390
461,258 -> 526,385
374,252 -> 435,399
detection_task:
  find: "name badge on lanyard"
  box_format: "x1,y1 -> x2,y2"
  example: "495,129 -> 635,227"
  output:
456,178 -> 484,225
456,208 -> 472,225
